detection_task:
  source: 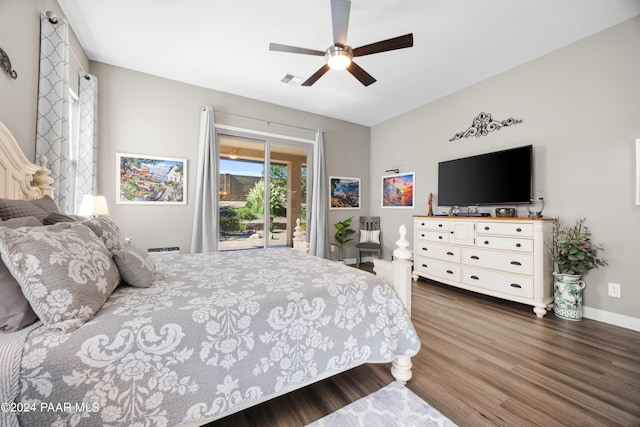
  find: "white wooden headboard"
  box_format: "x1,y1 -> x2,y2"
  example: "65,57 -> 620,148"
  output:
0,122 -> 54,201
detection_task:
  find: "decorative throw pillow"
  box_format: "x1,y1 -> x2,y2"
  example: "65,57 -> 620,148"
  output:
0,222 -> 121,332
112,245 -> 155,288
82,216 -> 127,252
0,216 -> 42,332
0,195 -> 60,221
43,212 -> 85,225
359,229 -> 381,244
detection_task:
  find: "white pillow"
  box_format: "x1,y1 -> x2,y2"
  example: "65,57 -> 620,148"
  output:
359,229 -> 380,244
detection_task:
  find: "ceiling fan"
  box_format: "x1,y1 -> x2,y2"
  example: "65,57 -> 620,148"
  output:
269,0 -> 413,87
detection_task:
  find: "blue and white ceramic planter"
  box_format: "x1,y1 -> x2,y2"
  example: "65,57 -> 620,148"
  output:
553,273 -> 586,321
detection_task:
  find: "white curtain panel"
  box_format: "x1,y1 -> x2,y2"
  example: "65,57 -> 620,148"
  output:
190,106 -> 218,253
75,73 -> 99,214
35,12 -> 70,213
309,129 -> 329,258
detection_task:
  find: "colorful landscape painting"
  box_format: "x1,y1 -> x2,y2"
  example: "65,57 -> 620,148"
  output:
330,176 -> 360,209
382,172 -> 414,208
117,153 -> 186,204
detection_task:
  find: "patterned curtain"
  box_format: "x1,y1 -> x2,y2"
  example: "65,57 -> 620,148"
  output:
75,73 -> 99,213
308,129 -> 329,258
35,12 -> 70,213
190,106 -> 218,253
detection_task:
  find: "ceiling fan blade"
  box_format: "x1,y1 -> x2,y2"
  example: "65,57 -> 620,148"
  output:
346,61 -> 376,86
352,33 -> 414,57
302,64 -> 331,86
331,0 -> 351,47
269,43 -> 325,56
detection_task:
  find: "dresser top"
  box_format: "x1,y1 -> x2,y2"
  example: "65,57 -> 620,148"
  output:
413,215 -> 556,222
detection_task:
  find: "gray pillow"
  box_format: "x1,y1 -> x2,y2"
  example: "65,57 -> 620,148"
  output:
83,216 -> 127,253
0,222 -> 121,332
112,245 -> 155,288
0,195 -> 60,221
0,217 -> 42,332
43,212 -> 85,225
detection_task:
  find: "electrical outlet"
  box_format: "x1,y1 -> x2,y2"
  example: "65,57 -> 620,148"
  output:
608,283 -> 621,298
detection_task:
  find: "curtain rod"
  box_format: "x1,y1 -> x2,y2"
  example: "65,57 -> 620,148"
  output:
45,11 -> 90,80
211,110 -> 322,133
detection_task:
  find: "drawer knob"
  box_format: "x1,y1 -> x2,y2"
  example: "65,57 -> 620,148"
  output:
470,275 -> 479,280
470,255 -> 480,260
438,236 -> 443,240
422,264 -> 428,268
446,251 -> 454,256
516,243 -> 522,248
446,270 -> 454,274
484,240 -> 489,245
438,224 -> 443,228
510,261 -> 522,266
510,283 -> 522,289
421,234 -> 425,238
484,226 -> 490,230
422,247 -> 428,252
516,227 -> 522,232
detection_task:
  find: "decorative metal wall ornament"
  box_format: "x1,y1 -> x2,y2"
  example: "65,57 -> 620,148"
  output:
449,112 -> 522,142
0,47 -> 17,79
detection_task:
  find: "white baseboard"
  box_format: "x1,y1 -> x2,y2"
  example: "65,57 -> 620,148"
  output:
583,306 -> 640,332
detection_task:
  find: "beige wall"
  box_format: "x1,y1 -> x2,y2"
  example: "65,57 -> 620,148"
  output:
0,0 -> 89,160
371,16 -> 640,319
92,62 -> 370,255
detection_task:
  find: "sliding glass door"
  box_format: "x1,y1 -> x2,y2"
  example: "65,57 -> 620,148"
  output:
218,135 -> 309,251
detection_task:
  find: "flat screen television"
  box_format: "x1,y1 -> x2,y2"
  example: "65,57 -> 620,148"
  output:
437,145 -> 533,206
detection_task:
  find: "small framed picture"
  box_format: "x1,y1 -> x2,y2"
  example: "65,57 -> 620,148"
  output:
117,153 -> 186,205
382,172 -> 415,208
330,176 -> 361,209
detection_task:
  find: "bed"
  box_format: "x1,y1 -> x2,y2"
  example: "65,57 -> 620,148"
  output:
0,121 -> 420,426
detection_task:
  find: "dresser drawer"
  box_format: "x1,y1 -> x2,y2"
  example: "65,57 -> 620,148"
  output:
416,219 -> 449,231
463,267 -> 534,298
463,247 -> 534,275
416,242 -> 461,263
416,230 -> 449,243
416,256 -> 461,282
477,222 -> 533,237
476,236 -> 533,252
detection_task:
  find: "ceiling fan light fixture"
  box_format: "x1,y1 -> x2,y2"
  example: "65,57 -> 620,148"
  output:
325,46 -> 352,70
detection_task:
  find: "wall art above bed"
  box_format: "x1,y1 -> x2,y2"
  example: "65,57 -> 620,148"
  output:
116,153 -> 186,205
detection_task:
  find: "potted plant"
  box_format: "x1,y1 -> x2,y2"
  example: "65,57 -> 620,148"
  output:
332,216 -> 356,262
551,218 -> 607,320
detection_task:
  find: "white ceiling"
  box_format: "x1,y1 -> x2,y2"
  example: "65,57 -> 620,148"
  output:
58,0 -> 640,127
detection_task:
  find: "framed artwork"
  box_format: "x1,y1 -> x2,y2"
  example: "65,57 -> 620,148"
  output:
117,153 -> 186,205
330,176 -> 361,209
382,172 -> 415,208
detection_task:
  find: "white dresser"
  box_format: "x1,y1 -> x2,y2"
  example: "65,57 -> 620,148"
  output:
412,216 -> 555,317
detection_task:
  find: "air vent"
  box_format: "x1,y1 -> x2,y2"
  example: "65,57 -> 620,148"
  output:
281,73 -> 303,86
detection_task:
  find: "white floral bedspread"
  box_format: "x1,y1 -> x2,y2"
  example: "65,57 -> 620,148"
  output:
10,248 -> 420,426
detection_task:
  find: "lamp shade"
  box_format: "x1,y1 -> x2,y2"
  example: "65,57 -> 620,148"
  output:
78,195 -> 110,216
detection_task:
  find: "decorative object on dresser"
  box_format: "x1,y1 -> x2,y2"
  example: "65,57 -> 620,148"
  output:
413,215 -> 555,318
448,111 -> 523,142
551,218 -> 607,320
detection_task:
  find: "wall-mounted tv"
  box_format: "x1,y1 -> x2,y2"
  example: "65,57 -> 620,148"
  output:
437,145 -> 533,206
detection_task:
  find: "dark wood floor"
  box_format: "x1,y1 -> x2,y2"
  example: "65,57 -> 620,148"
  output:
208,264 -> 640,426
